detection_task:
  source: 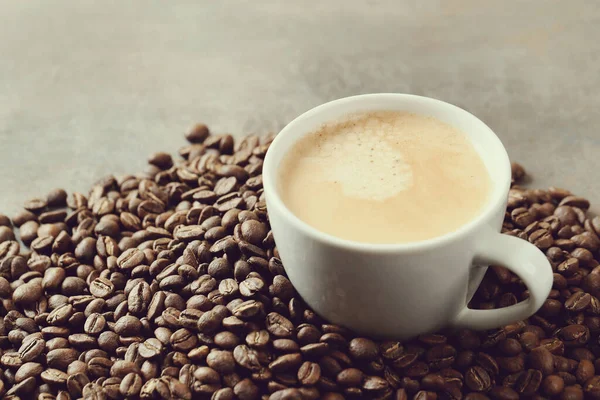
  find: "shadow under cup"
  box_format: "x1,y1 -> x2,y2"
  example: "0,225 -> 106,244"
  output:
263,94 -> 525,338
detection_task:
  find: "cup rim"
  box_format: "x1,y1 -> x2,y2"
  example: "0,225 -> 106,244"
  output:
263,93 -> 512,254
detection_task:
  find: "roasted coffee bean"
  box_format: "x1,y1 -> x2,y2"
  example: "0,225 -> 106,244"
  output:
6,375 -> 36,396
585,376 -> 600,399
465,366 -> 492,392
111,360 -> 140,378
575,359 -> 594,383
15,362 -> 43,383
405,361 -> 430,379
23,197 -> 47,212
89,277 -> 115,298
84,313 -> 106,335
266,312 -> 294,338
240,220 -> 268,246
497,339 -> 521,357
12,281 -> 43,304
102,377 -> 122,398
209,332 -> 238,350
270,339 -> 298,354
554,356 -> 574,373
518,331 -> 540,351
392,351 -> 419,369
12,209 -> 37,228
232,299 -> 263,319
233,344 -> 262,372
61,276 -> 86,296
19,220 -> 39,244
207,349 -> 236,374
46,348 -> 79,370
510,162 -> 526,181
239,276 -> 264,297
185,123 -> 210,143
1,351 -> 23,368
148,152 -> 173,169
512,208 -> 535,228
66,372 -> 90,397
168,328 -> 196,352
560,324 -> 590,346
139,338 -> 163,359
498,354 -> 526,374
540,374 -> 565,397
43,267 -> 66,291
540,298 -> 563,317
420,373 -> 445,391
117,248 -> 145,270
413,391 -> 438,400
538,338 -> 564,356
562,385 -> 584,400
245,330 -> 269,348
205,258 -> 230,281
456,350 -> 475,369
45,188 -> 68,207
335,367 -> 363,387
0,213 -> 11,227
529,346 -> 554,375
474,352 -> 499,377
119,372 -> 143,397
194,365 -> 220,385
18,336 -> 45,362
529,228 -> 554,249
269,352 -> 302,373
129,281 -> 152,314
362,374 -> 389,392
453,329 -> 480,351
296,361 -> 321,385
514,369 -> 542,395
348,337 -> 378,361
570,347 -> 595,363
41,368 -> 69,385
565,291 -> 591,312
69,333 -> 97,349
0,226 -> 15,244
88,356 -> 113,378
114,315 -> 143,336
426,344 -> 456,370
487,386 -> 518,399
197,308 -> 226,333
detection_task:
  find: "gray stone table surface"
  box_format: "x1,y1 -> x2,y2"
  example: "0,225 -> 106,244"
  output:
1,0 -> 599,216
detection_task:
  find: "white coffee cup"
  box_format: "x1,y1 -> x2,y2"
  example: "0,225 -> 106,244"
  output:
263,93 -> 552,339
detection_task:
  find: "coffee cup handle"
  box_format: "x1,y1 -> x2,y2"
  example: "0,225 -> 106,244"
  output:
452,233 -> 553,330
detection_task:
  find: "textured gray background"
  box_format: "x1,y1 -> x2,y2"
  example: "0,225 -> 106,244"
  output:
1,0 -> 599,216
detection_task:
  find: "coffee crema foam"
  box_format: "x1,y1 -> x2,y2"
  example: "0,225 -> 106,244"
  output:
279,111 -> 492,244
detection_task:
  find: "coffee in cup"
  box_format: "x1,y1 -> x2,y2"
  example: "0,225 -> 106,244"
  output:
278,111 -> 492,243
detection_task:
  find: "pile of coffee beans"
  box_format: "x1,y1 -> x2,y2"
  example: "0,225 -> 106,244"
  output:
0,125 -> 600,400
